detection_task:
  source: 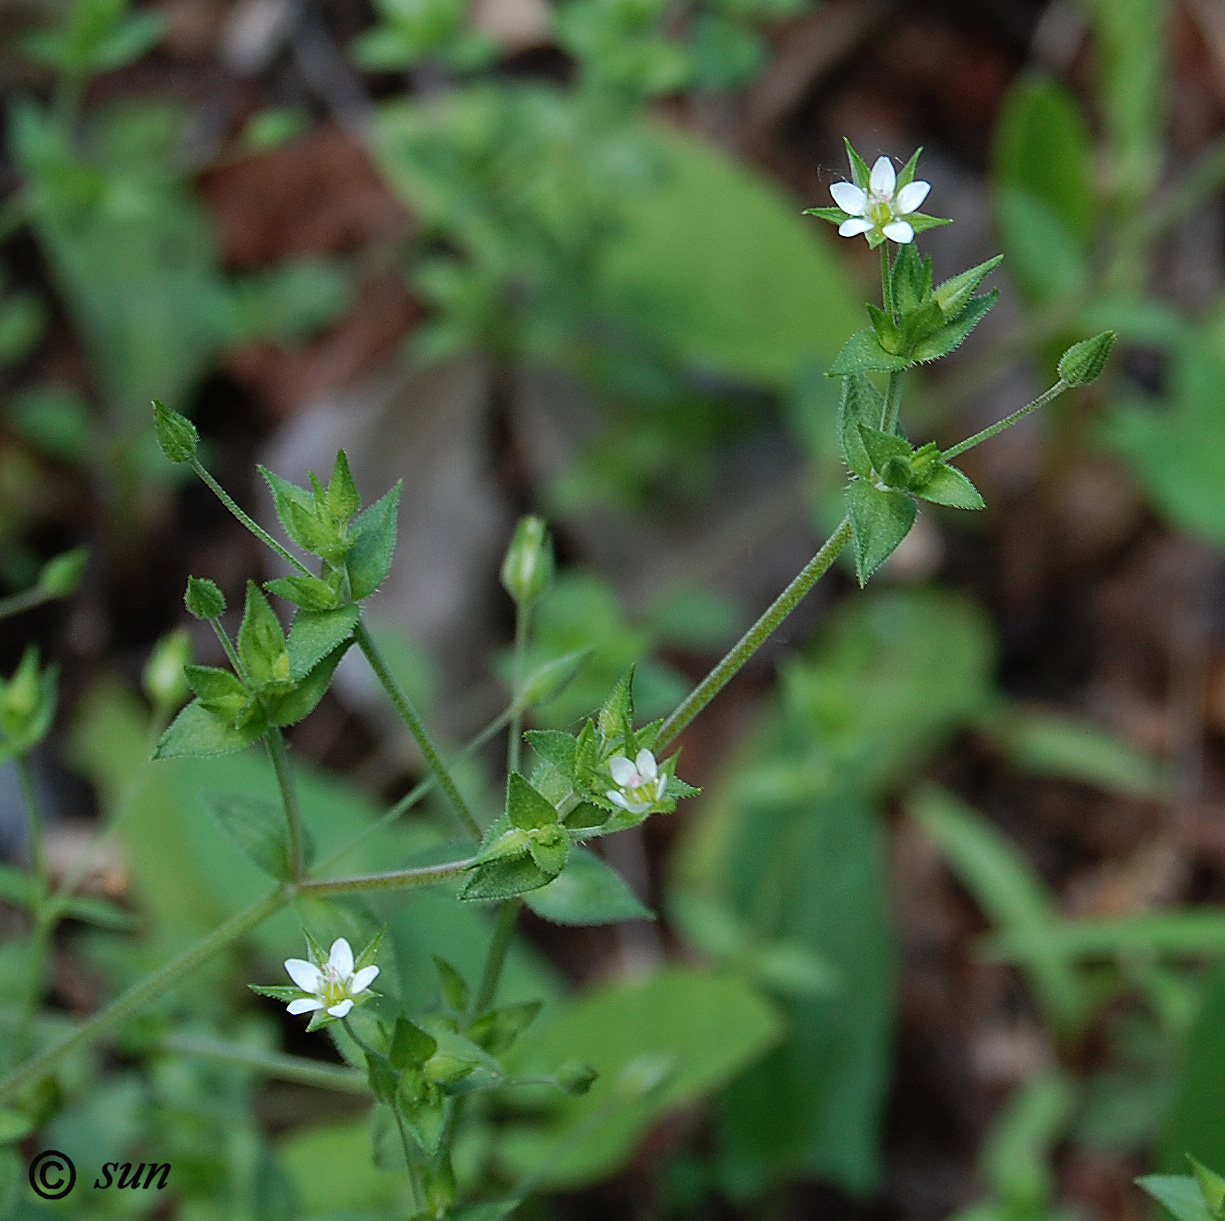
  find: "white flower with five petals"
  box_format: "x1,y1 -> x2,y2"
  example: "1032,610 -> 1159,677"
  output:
283,937 -> 378,1020
606,748 -> 667,816
830,155 -> 930,245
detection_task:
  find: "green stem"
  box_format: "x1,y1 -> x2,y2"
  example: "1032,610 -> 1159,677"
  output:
941,380 -> 1068,462
882,370 -> 904,433
392,1102 -> 425,1212
0,886 -> 291,1104
472,899 -> 522,1018
656,516 -> 853,751
880,243 -> 895,317
160,1034 -> 368,1093
209,615 -> 243,676
0,585 -> 55,623
354,619 -> 481,840
298,857 -> 478,897
315,707 -> 512,874
13,758 -> 49,1067
266,728 -> 305,880
507,606 -> 531,776
189,456 -> 314,577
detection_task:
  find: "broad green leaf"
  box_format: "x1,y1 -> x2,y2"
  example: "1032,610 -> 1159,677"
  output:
846,481 -> 915,585
265,575 -> 341,612
857,425 -> 911,477
526,847 -> 654,925
1140,1176 -> 1219,1221
837,374 -> 885,478
910,291 -> 997,363
913,462 -> 985,510
184,665 -> 248,719
497,967 -> 780,1188
238,581 -> 288,687
347,482 -> 402,600
525,729 -> 577,777
461,854 -> 554,902
827,328 -> 912,377
198,791 -> 293,881
153,698 -> 256,759
259,466 -> 319,553
506,772 -> 559,831
264,642 -> 349,727
390,1016 -> 438,1070
286,605 -> 359,679
933,254 -> 1004,320
993,191 -> 1087,304
909,785 -> 1087,1031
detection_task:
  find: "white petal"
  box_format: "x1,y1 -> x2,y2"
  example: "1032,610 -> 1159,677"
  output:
328,938 -> 354,977
327,999 -> 355,1018
837,217 -> 874,237
635,748 -> 657,780
895,180 -> 930,213
829,181 -> 867,214
351,965 -> 379,994
883,219 -> 915,243
284,958 -> 322,992
609,756 -> 637,786
607,790 -> 632,810
869,156 -> 896,197
287,997 -> 324,1015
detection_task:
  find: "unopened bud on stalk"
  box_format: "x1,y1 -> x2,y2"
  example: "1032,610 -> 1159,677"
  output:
184,576 -> 226,620
1057,331 -> 1116,387
152,399 -> 199,463
500,515 -> 554,609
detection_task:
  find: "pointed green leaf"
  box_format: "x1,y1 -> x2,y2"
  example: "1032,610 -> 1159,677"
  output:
866,303 -> 904,354
525,729 -> 577,778
346,481 -> 402,600
827,329 -> 912,377
259,466 -> 319,552
153,699 -> 258,759
468,1001 -> 542,1055
843,138 -> 872,189
238,581 -> 288,687
265,574 -> 341,612
461,854 -> 554,902
837,374 -> 884,478
391,1016 -> 439,1070
890,241 -> 926,314
910,291 -> 997,363
801,206 -> 849,223
184,665 -> 249,719
434,956 -> 470,1012
1139,1176 -> 1218,1221
597,668 -> 635,743
933,254 -> 1004,320
1191,1158 -> 1225,1216
507,772 -> 559,831
264,642 -> 349,727
286,605 -> 359,679
198,791 -> 292,880
327,449 -> 361,522
857,425 -> 912,477
912,461 -> 985,509
527,825 -> 570,877
526,847 -> 654,926
847,481 -> 916,585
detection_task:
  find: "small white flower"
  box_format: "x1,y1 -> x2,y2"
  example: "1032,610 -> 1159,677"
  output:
830,155 -> 930,245
606,748 -> 667,816
283,937 -> 379,1020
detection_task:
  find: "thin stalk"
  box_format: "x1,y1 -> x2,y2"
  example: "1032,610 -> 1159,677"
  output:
12,758 -> 49,1066
507,606 -> 530,776
189,456 -> 313,577
0,886 -> 291,1104
882,370 -> 904,433
657,516 -> 853,751
0,585 -> 57,623
160,1034 -> 368,1093
880,243 -> 895,317
266,728 -> 305,880
392,1103 -> 425,1212
316,706 -> 513,874
354,619 -> 481,840
941,380 -> 1068,462
298,857 -> 478,897
472,899 -> 522,1018
208,616 -> 243,675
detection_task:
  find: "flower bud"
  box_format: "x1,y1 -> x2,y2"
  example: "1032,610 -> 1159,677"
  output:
142,628 -> 192,710
500,515 -> 554,609
38,547 -> 88,598
184,576 -> 226,620
152,399 -> 199,463
555,1059 -> 598,1095
1057,331 -> 1116,388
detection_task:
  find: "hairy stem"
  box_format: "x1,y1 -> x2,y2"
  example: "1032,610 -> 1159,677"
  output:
161,1034 -> 367,1093
354,619 -> 481,840
941,379 -> 1068,462
507,606 -> 530,776
657,516 -> 853,750
298,857 -> 478,897
472,899 -> 522,1018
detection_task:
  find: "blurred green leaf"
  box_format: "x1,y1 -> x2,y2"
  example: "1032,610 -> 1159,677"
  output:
525,847 -> 653,925
1140,1176 -> 1220,1221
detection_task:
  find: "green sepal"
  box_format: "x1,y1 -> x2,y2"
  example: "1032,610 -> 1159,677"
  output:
890,241 -> 931,314
286,605 -> 359,679
460,854 -> 554,901
153,699 -> 259,759
346,482 -> 402,600
434,957 -> 469,1012
248,984 -> 302,1002
827,328 -> 912,376
802,205 -> 849,223
185,576 -> 226,620
933,254 -> 1003,320
527,824 -> 570,877
911,291 -> 997,363
562,801 -> 607,830
152,399 -> 198,463
390,1017 -> 439,1071
506,772 -> 559,831
265,574 -> 341,612
237,581 -> 289,688
896,146 -> 923,189
843,137 -> 872,188
847,480 -> 916,586
667,774 -> 701,799
327,449 -> 361,523
524,729 -> 577,779
903,212 -> 953,236
1058,330 -> 1116,386
912,461 -> 985,510
197,791 -> 296,880
354,927 -> 385,975
597,667 -> 635,745
837,374 -> 884,478
468,1001 -> 542,1054
263,642 -> 349,727
574,719 -> 601,791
